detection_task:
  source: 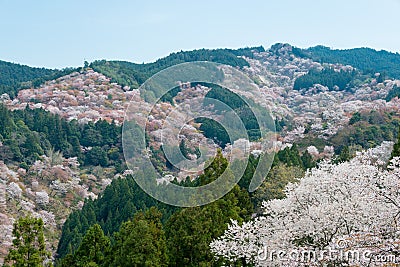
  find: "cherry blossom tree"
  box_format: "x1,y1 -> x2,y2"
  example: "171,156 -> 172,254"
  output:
211,142 -> 400,266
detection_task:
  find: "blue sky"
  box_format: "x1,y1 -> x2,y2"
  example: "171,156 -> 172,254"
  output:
1,0 -> 399,68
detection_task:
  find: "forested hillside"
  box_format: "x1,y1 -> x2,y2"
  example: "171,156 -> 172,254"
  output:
2,43 -> 400,266
0,60 -> 76,98
90,47 -> 264,89
294,45 -> 400,79
0,47 -> 263,100
0,104 -> 123,168
293,67 -> 357,91
56,148 -> 314,266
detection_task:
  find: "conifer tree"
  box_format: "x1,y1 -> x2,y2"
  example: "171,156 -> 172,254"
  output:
391,127 -> 400,159
59,224 -> 110,267
165,151 -> 252,266
4,216 -> 51,267
108,207 -> 168,267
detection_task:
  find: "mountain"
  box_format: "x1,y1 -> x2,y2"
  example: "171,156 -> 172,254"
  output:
0,47 -> 264,99
293,45 -> 400,79
0,60 -> 77,98
89,46 -> 265,89
1,43 -> 400,265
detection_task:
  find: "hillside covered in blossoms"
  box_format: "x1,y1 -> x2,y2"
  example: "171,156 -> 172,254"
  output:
1,44 -> 400,266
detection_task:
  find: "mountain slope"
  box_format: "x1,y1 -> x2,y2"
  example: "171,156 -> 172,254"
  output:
1,43 -> 400,265
90,46 -> 265,89
294,45 -> 400,79
0,60 -> 76,98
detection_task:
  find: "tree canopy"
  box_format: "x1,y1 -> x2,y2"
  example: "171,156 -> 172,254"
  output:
294,45 -> 400,79
4,216 -> 51,267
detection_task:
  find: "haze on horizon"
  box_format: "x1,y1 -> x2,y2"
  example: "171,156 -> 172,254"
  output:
1,0 -> 399,69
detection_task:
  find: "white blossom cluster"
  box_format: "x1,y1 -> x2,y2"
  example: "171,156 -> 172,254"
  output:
6,182 -> 22,199
211,143 -> 400,266
35,191 -> 50,206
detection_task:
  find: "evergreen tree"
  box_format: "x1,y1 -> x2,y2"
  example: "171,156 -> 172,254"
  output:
108,207 -> 168,267
391,127 -> 400,159
276,144 -> 303,167
335,145 -> 351,163
4,216 -> 51,267
60,224 -> 110,267
301,150 -> 315,169
165,151 -> 252,266
84,146 -> 109,167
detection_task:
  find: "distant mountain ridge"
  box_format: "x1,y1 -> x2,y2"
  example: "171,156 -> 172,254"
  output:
2,44 -> 400,98
0,47 -> 264,98
89,46 -> 265,89
293,45 -> 400,79
2,43 -> 400,264
0,60 -> 76,98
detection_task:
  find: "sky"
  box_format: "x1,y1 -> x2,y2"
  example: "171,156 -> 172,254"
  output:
1,0 -> 400,69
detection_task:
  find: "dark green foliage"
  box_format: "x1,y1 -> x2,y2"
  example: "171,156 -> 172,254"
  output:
179,139 -> 192,160
330,110 -> 400,151
301,150 -> 316,169
165,189 -> 249,267
334,146 -> 351,163
235,144 -> 314,198
159,86 -> 181,104
203,83 -> 249,110
56,176 -> 176,260
276,144 -> 303,168
165,152 -> 252,266
80,120 -> 120,148
61,208 -> 169,267
57,152 -> 253,267
294,68 -> 356,91
59,224 -> 110,267
0,104 -> 122,167
196,83 -> 274,146
296,45 -> 400,79
377,72 -> 386,83
203,83 -> 266,139
90,47 -> 263,90
252,163 -> 304,210
107,208 -> 168,267
0,104 -> 44,164
275,118 -> 286,132
349,112 -> 362,125
196,117 -> 230,148
85,147 -> 109,166
230,46 -> 265,58
4,216 -> 51,267
292,47 -> 309,58
386,85 -> 400,102
0,60 -> 76,98
236,154 -> 259,190
57,145 -> 317,266
391,127 -> 400,159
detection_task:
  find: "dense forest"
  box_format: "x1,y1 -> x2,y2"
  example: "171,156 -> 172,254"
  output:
294,45 -> 400,79
293,68 -> 357,91
2,43 -> 400,266
199,82 -> 270,145
0,60 -> 76,98
55,146 -> 314,266
90,47 -> 264,89
330,110 -> 400,152
0,47 -> 263,101
0,104 -> 123,169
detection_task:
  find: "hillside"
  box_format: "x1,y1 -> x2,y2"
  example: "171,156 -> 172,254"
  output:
0,60 -> 76,98
294,45 -> 400,79
1,43 -> 400,265
89,46 -> 264,89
